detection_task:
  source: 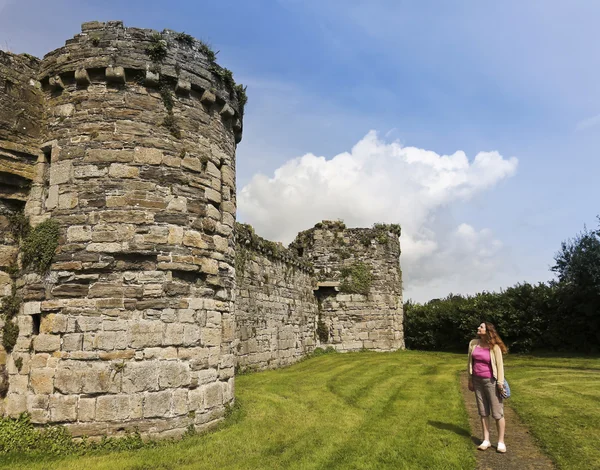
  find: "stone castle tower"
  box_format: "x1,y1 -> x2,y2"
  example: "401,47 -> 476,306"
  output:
0,22 -> 403,438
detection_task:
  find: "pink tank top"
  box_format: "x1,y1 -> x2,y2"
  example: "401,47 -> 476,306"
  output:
472,346 -> 493,378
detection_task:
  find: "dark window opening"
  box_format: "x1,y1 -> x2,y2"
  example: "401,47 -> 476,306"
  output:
315,286 -> 338,299
42,148 -> 52,189
32,314 -> 41,336
42,148 -> 52,164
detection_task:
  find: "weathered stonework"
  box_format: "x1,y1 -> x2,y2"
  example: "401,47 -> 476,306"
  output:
0,21 -> 403,438
291,221 -> 404,352
0,21 -> 241,438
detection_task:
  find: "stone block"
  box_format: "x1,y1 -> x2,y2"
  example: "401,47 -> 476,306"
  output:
163,323 -> 184,346
205,187 -> 221,204
62,333 -> 83,351
134,147 -> 163,165
85,149 -> 134,163
106,66 -> 126,84
158,361 -> 191,389
109,163 -> 139,178
49,75 -> 64,90
145,70 -> 160,87
9,374 -> 29,393
6,394 -> 27,417
183,324 -> 201,346
173,388 -> 188,416
198,258 -> 219,275
96,394 -> 132,421
122,361 -> 159,393
0,246 -> 18,267
130,321 -> 163,349
49,394 -> 77,422
95,331 -> 128,350
195,368 -> 218,386
202,328 -> 220,347
49,160 -> 72,185
219,103 -> 235,118
33,334 -> 61,352
166,196 -> 187,212
76,316 -> 102,331
188,388 -> 205,411
58,192 -> 78,209
183,230 -> 208,249
30,368 -> 54,394
175,78 -> 191,94
40,314 -> 67,334
74,164 -> 107,179
75,68 -> 91,86
17,315 -> 33,336
67,226 -> 91,242
200,90 -> 216,105
167,227 -> 184,245
23,301 -> 41,315
204,382 -> 223,409
30,353 -> 49,369
78,397 -> 96,422
143,390 -> 171,418
178,309 -> 195,323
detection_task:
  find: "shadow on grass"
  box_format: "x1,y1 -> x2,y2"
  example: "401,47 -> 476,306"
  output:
427,420 -> 471,438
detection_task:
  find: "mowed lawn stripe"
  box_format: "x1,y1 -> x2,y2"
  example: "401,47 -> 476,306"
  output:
507,358 -> 600,470
2,351 -> 475,470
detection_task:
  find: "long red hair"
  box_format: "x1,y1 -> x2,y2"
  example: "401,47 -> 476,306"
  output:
484,322 -> 508,354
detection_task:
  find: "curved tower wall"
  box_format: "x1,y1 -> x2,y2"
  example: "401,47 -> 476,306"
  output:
3,21 -> 242,438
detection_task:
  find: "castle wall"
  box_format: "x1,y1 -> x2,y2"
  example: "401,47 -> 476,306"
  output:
291,222 -> 404,351
2,21 -> 243,438
0,20 -> 404,439
0,51 -> 43,401
234,225 -> 317,371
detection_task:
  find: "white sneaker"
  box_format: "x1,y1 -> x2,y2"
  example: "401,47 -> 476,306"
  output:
477,440 -> 491,450
497,442 -> 507,453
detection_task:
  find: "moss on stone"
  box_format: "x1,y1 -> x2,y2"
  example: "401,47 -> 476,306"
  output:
7,211 -> 30,241
21,218 -> 60,274
1,320 -> 19,353
340,261 -> 372,295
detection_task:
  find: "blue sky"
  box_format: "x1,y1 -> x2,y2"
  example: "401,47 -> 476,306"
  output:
1,0 -> 599,301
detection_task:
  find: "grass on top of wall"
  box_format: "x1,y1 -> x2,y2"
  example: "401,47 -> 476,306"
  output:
1,351 -> 474,470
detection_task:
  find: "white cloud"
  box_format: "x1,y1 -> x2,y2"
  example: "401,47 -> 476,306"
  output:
239,131 -> 518,302
575,113 -> 600,132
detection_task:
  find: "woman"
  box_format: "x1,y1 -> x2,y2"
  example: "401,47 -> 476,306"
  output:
467,322 -> 508,453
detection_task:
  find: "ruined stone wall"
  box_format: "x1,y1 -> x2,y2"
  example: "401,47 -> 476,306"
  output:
0,51 -> 43,402
234,224 -> 317,371
291,221 -> 404,351
1,21 -> 243,438
0,20 -> 404,439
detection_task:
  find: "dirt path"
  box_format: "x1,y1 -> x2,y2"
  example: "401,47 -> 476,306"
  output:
459,373 -> 555,470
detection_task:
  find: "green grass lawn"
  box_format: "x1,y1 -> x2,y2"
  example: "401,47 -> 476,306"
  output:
1,351 -> 474,470
1,351 -> 598,470
505,354 -> 600,470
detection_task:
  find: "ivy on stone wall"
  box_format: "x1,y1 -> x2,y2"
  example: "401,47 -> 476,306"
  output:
1,286 -> 20,353
340,261 -> 373,296
21,218 -> 60,274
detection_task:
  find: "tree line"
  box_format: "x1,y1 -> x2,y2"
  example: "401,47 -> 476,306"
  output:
404,218 -> 600,353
